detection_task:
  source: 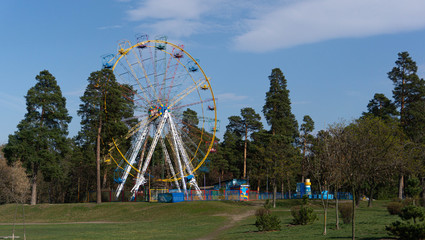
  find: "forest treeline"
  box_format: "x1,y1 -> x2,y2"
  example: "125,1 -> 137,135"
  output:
1,51 -> 425,210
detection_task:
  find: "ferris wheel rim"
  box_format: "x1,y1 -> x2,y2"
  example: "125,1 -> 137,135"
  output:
109,39 -> 217,182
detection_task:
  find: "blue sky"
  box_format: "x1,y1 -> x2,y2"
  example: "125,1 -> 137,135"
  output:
1,0 -> 425,144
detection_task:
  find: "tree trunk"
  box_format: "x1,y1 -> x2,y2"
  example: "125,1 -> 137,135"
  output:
422,177 -> 425,207
335,187 -> 340,230
302,139 -> 306,183
273,180 -> 277,208
319,183 -> 328,235
243,125 -> 247,179
398,175 -> 404,200
30,174 -> 37,205
30,163 -> 38,205
287,176 -> 292,199
352,186 -> 356,240
368,187 -> 374,207
281,181 -> 284,199
323,203 -> 327,235
355,188 -> 360,207
96,118 -> 102,204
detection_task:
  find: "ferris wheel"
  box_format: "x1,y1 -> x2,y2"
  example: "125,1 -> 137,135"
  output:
104,35 -> 217,200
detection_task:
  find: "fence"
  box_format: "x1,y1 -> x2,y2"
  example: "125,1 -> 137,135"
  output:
82,190 -> 353,203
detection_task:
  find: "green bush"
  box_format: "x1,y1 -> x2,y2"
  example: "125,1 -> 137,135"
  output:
387,201 -> 404,215
387,205 -> 425,239
339,202 -> 353,224
386,221 -> 425,240
255,200 -> 281,232
255,214 -> 281,231
255,207 -> 270,217
399,205 -> 425,223
291,205 -> 317,225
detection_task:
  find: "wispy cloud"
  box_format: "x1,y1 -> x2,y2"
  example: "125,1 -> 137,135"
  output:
216,92 -> 248,102
125,0 -> 257,38
0,92 -> 25,113
64,89 -> 85,97
98,25 -> 123,30
124,0 -> 425,52
293,100 -> 311,105
128,0 -> 210,21
234,0 -> 425,52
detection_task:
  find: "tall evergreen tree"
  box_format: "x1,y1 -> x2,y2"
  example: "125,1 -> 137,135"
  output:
363,93 -> 397,120
262,68 -> 299,207
224,108 -> 262,179
240,108 -> 263,179
4,70 -> 71,205
263,68 -> 298,138
388,51 -> 421,128
77,69 -> 134,204
300,115 -> 315,182
388,51 -> 425,199
221,117 -> 244,178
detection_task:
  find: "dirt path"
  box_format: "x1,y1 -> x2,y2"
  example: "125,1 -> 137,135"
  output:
196,207 -> 258,240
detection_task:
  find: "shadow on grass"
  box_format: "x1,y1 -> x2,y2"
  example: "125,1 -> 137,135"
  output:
326,237 -> 396,240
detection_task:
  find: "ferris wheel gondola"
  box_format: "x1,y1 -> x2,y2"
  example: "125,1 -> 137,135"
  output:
105,35 -> 217,200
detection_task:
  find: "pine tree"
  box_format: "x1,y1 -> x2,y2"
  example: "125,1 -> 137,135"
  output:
300,115 -> 314,182
388,52 -> 421,129
4,70 -> 71,205
224,108 -> 262,179
388,52 -> 425,199
77,69 -> 134,204
262,68 -> 299,207
363,93 -> 397,120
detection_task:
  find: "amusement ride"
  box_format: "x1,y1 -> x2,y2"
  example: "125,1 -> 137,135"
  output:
103,35 -> 217,200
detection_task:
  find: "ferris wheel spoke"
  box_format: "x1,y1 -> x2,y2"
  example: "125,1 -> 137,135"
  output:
121,84 -> 152,108
169,78 -> 207,108
110,38 -> 215,199
169,98 -> 215,112
132,46 -> 162,105
165,54 -> 181,104
179,127 -> 206,159
117,60 -> 153,106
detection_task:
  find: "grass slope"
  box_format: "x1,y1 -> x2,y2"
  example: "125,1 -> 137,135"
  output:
0,200 -> 398,240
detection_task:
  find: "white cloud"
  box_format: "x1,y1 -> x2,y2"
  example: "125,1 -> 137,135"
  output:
234,0 -> 425,52
136,19 -> 203,38
0,92 -> 25,113
98,25 -> 122,30
128,0 -> 212,21
126,0 -> 248,38
216,92 -> 248,102
64,88 -> 85,97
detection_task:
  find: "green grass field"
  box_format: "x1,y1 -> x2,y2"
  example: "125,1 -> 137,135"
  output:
0,200 -> 398,239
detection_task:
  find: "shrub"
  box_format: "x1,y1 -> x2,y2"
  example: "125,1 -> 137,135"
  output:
255,207 -> 270,217
0,157 -> 30,204
399,205 -> 425,224
291,205 -> 317,225
387,201 -> 404,215
339,202 -> 353,224
386,205 -> 425,239
255,214 -> 281,231
386,221 -> 425,240
255,199 -> 281,231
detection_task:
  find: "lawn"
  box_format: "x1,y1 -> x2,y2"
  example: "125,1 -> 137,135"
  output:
0,200 -> 399,239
